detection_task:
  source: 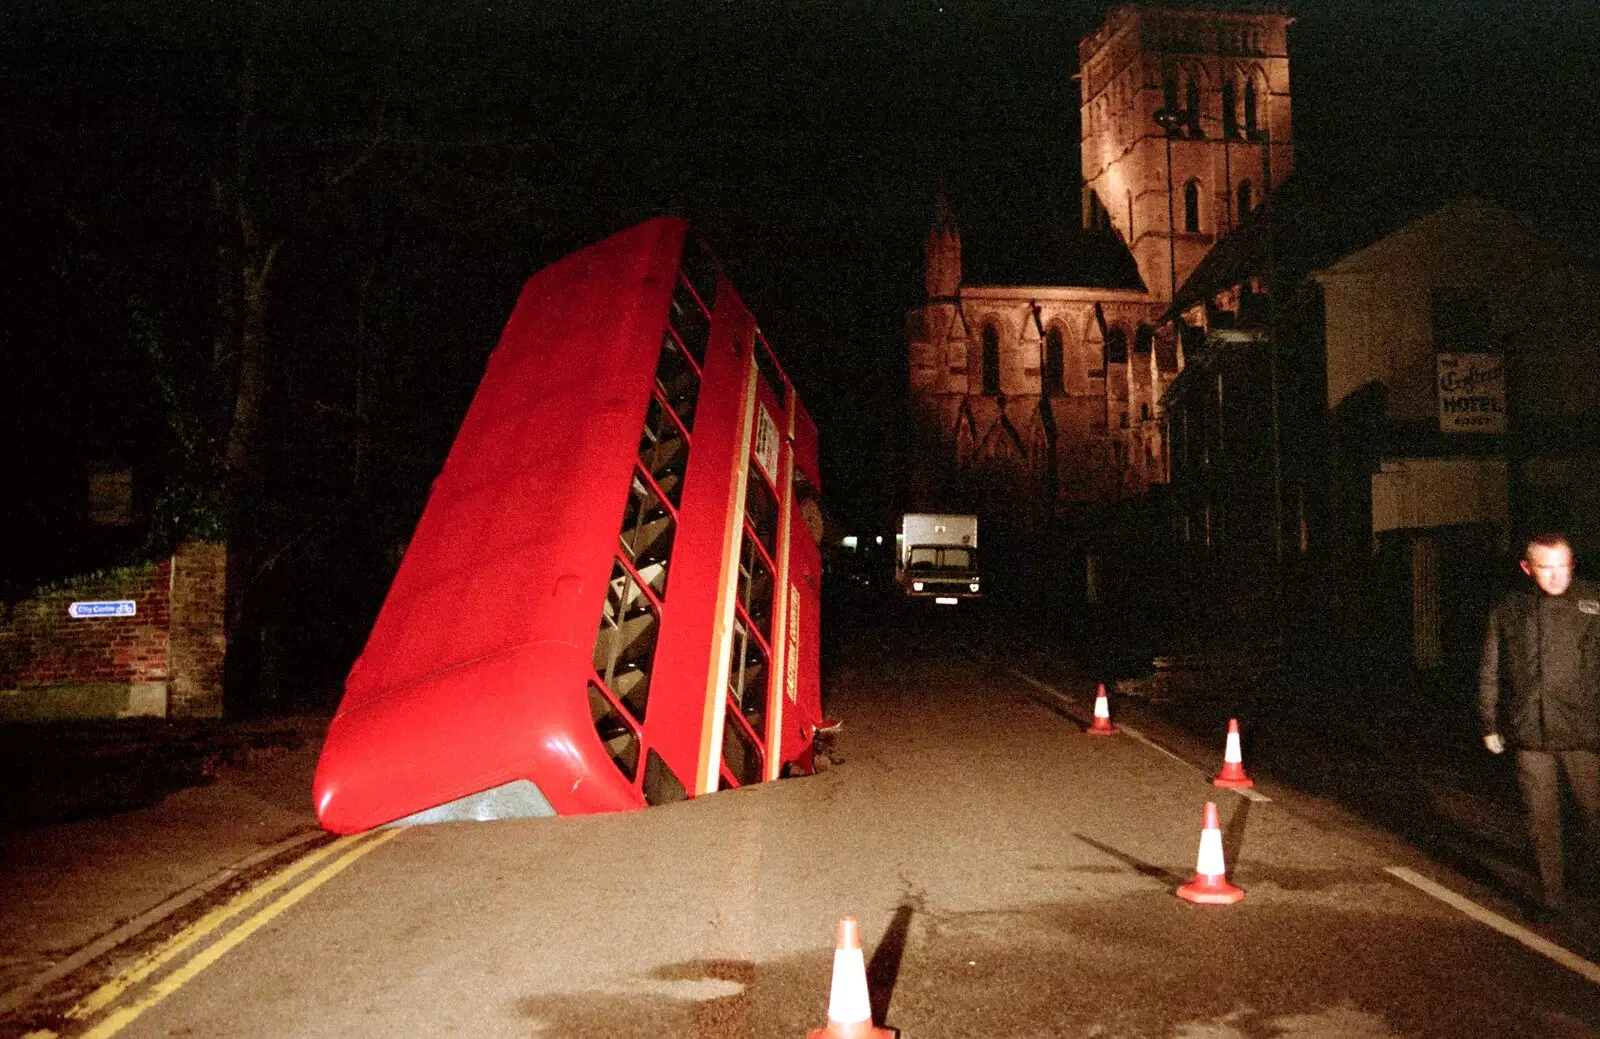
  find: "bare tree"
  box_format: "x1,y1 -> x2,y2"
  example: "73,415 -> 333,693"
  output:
212,52 -> 386,512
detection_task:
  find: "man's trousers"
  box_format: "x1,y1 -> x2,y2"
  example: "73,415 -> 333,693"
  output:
1514,748 -> 1600,908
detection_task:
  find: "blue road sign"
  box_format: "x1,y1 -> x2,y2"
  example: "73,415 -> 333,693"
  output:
68,600 -> 137,618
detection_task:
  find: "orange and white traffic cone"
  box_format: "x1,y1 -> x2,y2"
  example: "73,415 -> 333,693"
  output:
1212,718 -> 1254,789
1087,682 -> 1118,735
808,917 -> 894,1039
1176,801 -> 1245,905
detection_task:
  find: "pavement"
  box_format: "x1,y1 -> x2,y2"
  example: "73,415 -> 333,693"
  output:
0,718 -> 327,1013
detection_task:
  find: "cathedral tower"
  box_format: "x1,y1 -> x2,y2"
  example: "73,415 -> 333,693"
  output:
1079,5 -> 1294,302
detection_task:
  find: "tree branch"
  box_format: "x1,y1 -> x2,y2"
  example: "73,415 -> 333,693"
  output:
326,102 -> 388,190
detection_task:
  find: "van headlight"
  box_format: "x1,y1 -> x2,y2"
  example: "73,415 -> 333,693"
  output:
970,582 -> 980,592
912,581 -> 924,591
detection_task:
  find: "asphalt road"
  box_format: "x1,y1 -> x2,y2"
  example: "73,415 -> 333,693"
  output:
4,615 -> 1599,1038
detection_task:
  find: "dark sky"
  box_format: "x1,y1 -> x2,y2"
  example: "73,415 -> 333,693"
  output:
5,0 -> 1599,526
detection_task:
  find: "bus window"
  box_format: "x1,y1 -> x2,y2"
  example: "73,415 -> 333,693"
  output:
670,277 -> 710,365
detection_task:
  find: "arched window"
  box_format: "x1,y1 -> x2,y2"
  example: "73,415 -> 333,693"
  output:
1184,179 -> 1201,233
1135,324 -> 1155,354
1221,77 -> 1238,138
1184,75 -> 1202,138
981,324 -> 1001,395
1162,71 -> 1179,116
1244,75 -> 1259,137
1043,328 -> 1065,396
1237,179 -> 1254,220
1105,326 -> 1128,367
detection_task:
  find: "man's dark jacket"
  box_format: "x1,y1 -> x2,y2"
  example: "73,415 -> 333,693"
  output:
1479,577 -> 1600,750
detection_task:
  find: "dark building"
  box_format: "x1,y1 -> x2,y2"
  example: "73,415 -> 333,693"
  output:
1159,190 -> 1600,672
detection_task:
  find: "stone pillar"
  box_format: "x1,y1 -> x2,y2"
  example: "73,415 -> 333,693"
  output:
169,540 -> 227,718
1411,532 -> 1441,671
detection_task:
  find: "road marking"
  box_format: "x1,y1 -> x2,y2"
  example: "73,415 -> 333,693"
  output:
77,829 -> 401,1039
66,832 -> 357,1020
0,829 -> 325,1018
1005,667 -> 1082,709
1005,666 -> 1272,803
1384,866 -> 1600,986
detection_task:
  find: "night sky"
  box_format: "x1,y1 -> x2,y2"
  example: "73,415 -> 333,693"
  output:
4,0 -> 1599,533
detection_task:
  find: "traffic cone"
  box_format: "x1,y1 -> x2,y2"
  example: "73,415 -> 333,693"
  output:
808,917 -> 894,1039
1212,718 -> 1254,789
1176,801 -> 1245,905
1087,682 -> 1118,735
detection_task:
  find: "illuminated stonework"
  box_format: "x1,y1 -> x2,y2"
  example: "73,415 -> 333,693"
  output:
1081,4 -> 1294,299
905,3 -> 1293,518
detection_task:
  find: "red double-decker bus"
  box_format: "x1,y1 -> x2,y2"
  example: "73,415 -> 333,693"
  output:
313,217 -> 826,832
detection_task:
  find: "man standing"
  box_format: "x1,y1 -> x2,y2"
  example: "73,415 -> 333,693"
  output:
1480,533 -> 1600,915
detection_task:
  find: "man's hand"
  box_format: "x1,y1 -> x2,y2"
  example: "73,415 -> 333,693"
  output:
1483,733 -> 1505,755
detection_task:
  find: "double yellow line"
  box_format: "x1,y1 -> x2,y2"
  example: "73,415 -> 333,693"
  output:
58,828 -> 399,1039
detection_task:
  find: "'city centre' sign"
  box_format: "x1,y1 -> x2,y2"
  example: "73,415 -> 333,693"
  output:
1437,352 -> 1504,434
68,600 -> 137,618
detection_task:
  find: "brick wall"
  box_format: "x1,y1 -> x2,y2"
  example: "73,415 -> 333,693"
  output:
0,541 -> 226,721
169,540 -> 227,718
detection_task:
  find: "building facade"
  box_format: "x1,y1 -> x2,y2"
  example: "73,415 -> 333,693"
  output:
1162,195 -> 1600,670
905,3 -> 1294,529
1081,4 -> 1293,300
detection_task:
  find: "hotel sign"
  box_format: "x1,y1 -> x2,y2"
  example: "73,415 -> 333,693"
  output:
1437,352 -> 1504,433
